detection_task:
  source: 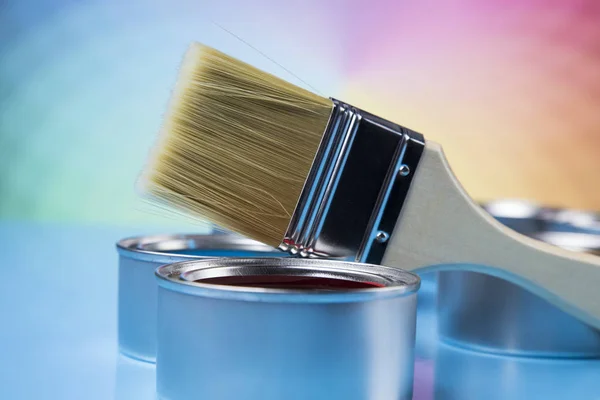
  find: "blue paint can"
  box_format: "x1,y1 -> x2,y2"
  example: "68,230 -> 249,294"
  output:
155,258 -> 420,400
438,200 -> 600,357
116,233 -> 282,362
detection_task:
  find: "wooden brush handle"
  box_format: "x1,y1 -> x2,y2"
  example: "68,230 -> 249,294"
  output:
382,141 -> 600,330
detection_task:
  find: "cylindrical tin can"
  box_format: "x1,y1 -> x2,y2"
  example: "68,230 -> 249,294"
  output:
414,272 -> 438,357
433,339 -> 600,400
415,200 -> 545,355
156,258 -> 420,400
438,201 -> 600,357
116,233 -> 282,362
416,273 -> 437,312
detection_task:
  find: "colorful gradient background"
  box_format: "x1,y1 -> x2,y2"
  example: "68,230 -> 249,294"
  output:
1,0 -> 599,229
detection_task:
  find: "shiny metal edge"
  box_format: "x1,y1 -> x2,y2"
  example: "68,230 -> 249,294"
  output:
482,199 -> 600,236
282,99 -> 341,252
440,334 -> 600,359
281,100 -> 359,256
280,99 -> 425,263
547,209 -> 600,234
534,231 -> 600,255
179,265 -> 390,286
482,199 -> 600,253
116,233 -> 280,263
483,199 -> 541,219
155,258 -> 420,301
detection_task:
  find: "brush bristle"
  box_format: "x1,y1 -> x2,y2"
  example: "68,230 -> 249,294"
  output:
141,43 -> 333,246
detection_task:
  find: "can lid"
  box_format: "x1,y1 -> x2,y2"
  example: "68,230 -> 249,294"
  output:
156,258 -> 420,303
116,233 -> 280,263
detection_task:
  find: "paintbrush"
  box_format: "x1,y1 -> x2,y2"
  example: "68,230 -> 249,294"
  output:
140,42 -> 600,329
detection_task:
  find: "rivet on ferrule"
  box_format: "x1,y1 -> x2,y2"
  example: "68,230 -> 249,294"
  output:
375,231 -> 389,243
399,165 -> 410,177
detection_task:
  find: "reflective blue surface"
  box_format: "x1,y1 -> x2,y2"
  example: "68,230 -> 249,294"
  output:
437,270 -> 600,357
436,205 -> 600,357
153,256 -> 419,400
158,285 -> 417,400
414,306 -> 600,400
2,222 -> 600,399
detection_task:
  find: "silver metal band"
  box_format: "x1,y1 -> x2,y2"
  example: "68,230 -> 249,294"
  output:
280,99 -> 425,263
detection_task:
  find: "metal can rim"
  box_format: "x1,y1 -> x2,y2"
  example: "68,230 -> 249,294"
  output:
483,199 -> 600,231
156,258 -> 420,303
533,231 -> 600,255
483,199 -> 542,219
116,233 -> 279,263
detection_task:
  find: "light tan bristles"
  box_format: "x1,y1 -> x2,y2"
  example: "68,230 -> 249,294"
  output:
141,42 -> 333,246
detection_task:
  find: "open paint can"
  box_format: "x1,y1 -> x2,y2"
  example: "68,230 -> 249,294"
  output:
438,201 -> 600,358
155,258 -> 420,400
116,233 -> 282,362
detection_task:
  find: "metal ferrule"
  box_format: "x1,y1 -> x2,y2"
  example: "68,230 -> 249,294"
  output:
280,98 -> 425,264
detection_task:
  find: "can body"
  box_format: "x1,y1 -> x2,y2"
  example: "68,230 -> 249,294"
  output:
416,273 -> 437,313
156,258 -> 420,400
438,270 -> 600,357
438,201 -> 600,357
118,255 -> 163,362
117,234 -> 282,362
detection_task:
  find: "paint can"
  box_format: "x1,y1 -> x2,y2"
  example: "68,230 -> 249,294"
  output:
414,200 -> 545,354
116,233 -> 282,362
437,201 -> 600,357
155,258 -> 420,400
